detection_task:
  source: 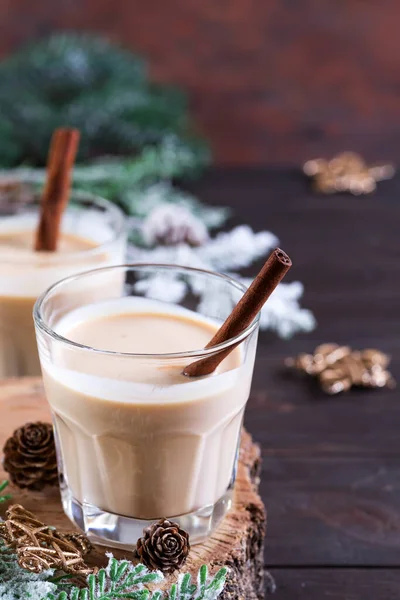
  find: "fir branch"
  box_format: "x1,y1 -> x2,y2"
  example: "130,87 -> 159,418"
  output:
129,222 -> 316,337
0,540 -> 57,600
124,182 -> 229,231
0,480 -> 11,503
0,136 -> 209,203
43,556 -> 227,600
0,139 -> 221,227
0,34 -> 209,168
0,536 -> 227,599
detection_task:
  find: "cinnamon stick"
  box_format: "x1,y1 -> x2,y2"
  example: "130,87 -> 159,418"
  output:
34,128 -> 80,251
183,248 -> 292,377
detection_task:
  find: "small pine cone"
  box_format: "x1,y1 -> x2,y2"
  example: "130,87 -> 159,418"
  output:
0,178 -> 33,208
142,204 -> 209,248
136,519 -> 190,574
2,422 -> 58,491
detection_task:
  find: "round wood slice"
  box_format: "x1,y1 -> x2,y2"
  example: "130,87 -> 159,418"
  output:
0,377 -> 266,599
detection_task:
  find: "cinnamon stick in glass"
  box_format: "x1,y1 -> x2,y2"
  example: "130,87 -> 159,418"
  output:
183,248 -> 292,377
34,127 -> 80,251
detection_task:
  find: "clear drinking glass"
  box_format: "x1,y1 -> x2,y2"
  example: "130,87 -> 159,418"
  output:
34,264 -> 259,547
0,191 -> 126,377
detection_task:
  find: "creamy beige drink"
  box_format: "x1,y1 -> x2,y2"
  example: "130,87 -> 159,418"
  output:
35,264 -> 259,545
0,199 -> 125,377
0,230 -> 97,376
41,297 -> 254,520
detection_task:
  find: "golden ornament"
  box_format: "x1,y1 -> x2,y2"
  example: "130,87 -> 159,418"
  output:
303,152 -> 395,195
0,504 -> 93,575
286,344 -> 395,394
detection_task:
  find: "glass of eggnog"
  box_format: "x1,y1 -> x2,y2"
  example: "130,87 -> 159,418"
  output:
34,264 -> 259,547
0,191 -> 126,377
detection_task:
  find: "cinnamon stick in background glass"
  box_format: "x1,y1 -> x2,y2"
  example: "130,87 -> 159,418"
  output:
35,128 -> 80,251
0,128 -> 126,377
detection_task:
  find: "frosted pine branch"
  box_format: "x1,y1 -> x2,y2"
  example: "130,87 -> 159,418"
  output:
41,555 -> 227,600
200,226 -> 278,271
128,211 -> 316,337
142,204 -> 209,247
125,183 -> 229,229
240,279 -> 316,338
0,541 -> 57,600
134,273 -> 188,304
129,224 -> 278,273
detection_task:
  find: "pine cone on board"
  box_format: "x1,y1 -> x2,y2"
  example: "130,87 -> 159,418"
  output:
136,519 -> 190,573
2,422 -> 58,491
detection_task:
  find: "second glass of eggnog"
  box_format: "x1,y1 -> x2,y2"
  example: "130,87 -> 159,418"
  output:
34,264 -> 259,547
0,191 -> 126,377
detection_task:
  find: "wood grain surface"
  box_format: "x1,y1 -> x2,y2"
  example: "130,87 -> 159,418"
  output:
0,378 -> 266,599
1,1 -> 400,164
186,169 -> 400,597
268,569 -> 400,600
1,167 -> 399,598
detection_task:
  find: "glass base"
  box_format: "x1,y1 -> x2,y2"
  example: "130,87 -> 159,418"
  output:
61,487 -> 233,549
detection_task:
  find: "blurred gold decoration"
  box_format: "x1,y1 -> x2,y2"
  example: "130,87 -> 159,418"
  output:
0,504 -> 93,575
286,343 -> 396,394
303,152 -> 395,195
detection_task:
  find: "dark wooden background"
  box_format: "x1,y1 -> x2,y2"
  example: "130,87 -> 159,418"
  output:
1,0 -> 400,165
2,1 -> 400,595
187,170 -> 400,598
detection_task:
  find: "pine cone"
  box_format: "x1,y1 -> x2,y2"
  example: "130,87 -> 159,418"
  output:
136,519 -> 190,573
0,178 -> 33,209
142,204 -> 209,247
2,422 -> 58,491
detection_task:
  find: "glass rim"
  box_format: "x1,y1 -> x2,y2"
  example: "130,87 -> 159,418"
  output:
33,263 -> 260,360
0,190 -> 126,264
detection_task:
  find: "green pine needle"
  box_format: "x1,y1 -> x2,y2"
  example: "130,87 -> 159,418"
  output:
0,34 -> 219,245
0,542 -> 227,600
0,479 -> 11,503
0,539 -> 58,599
40,556 -> 227,600
0,33 -> 209,168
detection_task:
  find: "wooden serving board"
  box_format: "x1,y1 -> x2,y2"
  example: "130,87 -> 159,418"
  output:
0,378 -> 266,599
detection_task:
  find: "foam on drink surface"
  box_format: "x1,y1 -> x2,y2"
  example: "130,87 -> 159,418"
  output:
0,211 -> 120,297
47,297 -> 242,405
